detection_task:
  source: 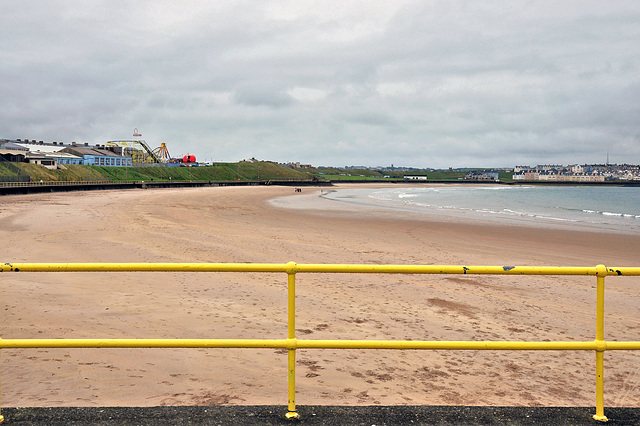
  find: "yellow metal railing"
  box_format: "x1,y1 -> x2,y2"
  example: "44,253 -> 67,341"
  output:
1,262 -> 639,423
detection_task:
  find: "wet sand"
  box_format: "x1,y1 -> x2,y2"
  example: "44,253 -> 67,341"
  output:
1,184 -> 639,407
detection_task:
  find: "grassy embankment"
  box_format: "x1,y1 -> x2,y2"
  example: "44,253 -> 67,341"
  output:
0,162 -> 31,182
1,162 -> 514,183
308,167 -> 514,182
4,162 -> 315,182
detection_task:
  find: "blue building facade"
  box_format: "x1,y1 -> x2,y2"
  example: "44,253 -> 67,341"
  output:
61,146 -> 132,167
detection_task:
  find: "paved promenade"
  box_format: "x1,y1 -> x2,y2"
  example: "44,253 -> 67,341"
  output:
2,406 -> 639,425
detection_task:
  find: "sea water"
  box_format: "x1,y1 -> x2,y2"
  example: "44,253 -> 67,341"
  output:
320,185 -> 640,234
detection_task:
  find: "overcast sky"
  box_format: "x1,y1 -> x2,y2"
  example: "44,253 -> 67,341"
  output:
2,1 -> 639,168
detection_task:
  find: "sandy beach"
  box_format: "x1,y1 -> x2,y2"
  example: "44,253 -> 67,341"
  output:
1,184 -> 639,408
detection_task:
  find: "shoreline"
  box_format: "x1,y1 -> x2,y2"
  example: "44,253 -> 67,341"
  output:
1,185 -> 639,408
271,183 -> 640,238
3,177 -> 640,197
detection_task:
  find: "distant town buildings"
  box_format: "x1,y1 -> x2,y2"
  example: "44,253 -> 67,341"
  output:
464,171 -> 500,181
512,164 -> 640,182
285,161 -> 313,169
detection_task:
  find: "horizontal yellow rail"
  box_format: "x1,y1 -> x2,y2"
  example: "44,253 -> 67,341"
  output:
2,338 -> 640,351
2,262 -> 640,276
1,262 -> 639,423
0,339 -> 290,349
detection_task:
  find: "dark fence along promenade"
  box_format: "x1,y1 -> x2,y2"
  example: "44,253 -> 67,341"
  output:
0,179 -> 331,195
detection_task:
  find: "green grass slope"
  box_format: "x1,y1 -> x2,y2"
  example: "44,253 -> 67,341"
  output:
7,162 -> 315,183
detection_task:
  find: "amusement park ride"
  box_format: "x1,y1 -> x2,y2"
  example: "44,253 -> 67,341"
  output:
106,129 -> 196,165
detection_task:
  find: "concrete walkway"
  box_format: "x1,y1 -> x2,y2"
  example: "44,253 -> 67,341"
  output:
2,405 -> 639,425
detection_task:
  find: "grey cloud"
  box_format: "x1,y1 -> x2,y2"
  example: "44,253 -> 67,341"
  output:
1,1 -> 639,167
233,86 -> 293,108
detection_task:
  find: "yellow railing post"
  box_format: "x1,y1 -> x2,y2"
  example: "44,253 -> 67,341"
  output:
285,262 -> 299,419
593,265 -> 608,422
0,344 -> 4,423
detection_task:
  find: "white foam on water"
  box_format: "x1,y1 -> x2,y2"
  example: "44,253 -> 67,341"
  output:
274,185 -> 640,235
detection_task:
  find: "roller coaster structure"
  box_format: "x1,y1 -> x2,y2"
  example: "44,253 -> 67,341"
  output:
152,143 -> 172,163
106,139 -> 164,164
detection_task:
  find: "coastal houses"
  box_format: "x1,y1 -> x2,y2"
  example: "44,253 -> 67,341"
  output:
509,164 -> 639,182
464,171 -> 499,181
